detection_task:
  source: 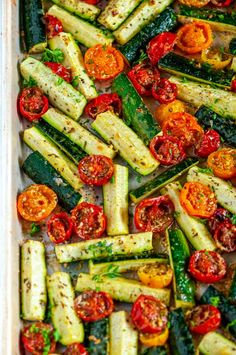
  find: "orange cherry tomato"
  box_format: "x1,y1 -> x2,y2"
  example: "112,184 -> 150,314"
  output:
140,327 -> 169,347
17,184 -> 57,222
207,148 -> 236,180
180,182 -> 217,218
178,0 -> 210,7
176,22 -> 213,54
154,100 -> 186,127
84,44 -> 124,80
137,263 -> 173,289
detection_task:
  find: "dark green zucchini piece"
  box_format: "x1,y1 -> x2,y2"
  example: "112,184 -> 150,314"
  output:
159,52 -> 234,89
130,158 -> 199,203
22,151 -> 82,212
142,347 -> 168,355
21,0 -> 47,53
87,318 -> 109,355
169,308 -> 195,355
229,268 -> 236,303
195,106 -> 236,147
92,251 -> 165,264
36,121 -> 87,164
200,286 -> 236,338
229,38 -> 236,55
112,73 -> 160,145
119,8 -> 177,63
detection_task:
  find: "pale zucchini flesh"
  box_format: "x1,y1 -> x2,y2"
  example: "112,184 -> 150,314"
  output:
21,240 -> 47,321
55,232 -> 153,263
76,273 -> 171,305
20,57 -> 86,121
47,272 -> 84,345
23,126 -> 83,191
42,108 -> 116,159
161,182 -> 216,250
103,164 -> 129,236
51,0 -> 101,21
92,111 -> 159,175
48,5 -> 114,48
198,331 -> 236,355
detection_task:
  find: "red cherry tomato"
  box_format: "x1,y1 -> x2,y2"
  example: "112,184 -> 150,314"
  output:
211,0 -> 233,6
44,14 -> 63,39
147,32 -> 177,65
71,202 -> 106,240
196,129 -> 221,158
208,208 -> 231,235
74,290 -> 114,322
231,79 -> 236,92
134,196 -> 175,233
21,322 -> 56,354
214,221 -> 236,253
149,135 -> 186,166
188,250 -> 227,283
131,295 -> 168,334
78,155 -> 114,186
127,61 -> 160,96
18,87 -> 49,122
152,78 -> 177,104
44,62 -> 72,83
47,212 -> 74,244
85,93 -> 122,119
82,0 -> 100,4
186,305 -> 221,334
64,343 -> 88,355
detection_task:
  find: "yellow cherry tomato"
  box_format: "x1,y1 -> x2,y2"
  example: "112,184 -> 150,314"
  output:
155,100 -> 186,127
137,263 -> 173,289
201,48 -> 232,70
140,327 -> 169,347
178,0 -> 210,7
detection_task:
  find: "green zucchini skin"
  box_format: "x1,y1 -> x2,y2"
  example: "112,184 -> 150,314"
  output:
229,269 -> 236,303
86,319 -> 109,355
130,157 -> 199,203
200,286 -> 236,338
112,73 -> 160,145
22,151 -> 82,212
229,38 -> 236,55
36,121 -> 87,164
141,347 -> 168,355
91,250 -> 158,263
119,8 -> 177,63
195,106 -> 236,148
159,52 -> 234,89
169,308 -> 195,355
21,0 -> 47,53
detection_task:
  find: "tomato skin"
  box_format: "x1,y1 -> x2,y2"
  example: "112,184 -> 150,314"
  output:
214,221 -> 236,253
138,262 -> 173,289
188,250 -> 227,283
21,322 -> 56,355
147,32 -> 176,65
176,22 -> 212,54
44,14 -> 63,39
178,0 -> 210,7
211,0 -> 233,6
82,0 -> 100,3
47,212 -> 74,244
196,129 -> 221,158
44,62 -> 72,82
19,87 -> 49,122
231,79 -> 236,92
85,93 -> 122,119
208,208 -> 231,235
64,343 -> 88,355
78,155 -> 114,186
152,78 -> 177,104
131,295 -> 168,334
140,327 -> 169,347
128,61 -> 160,96
134,196 -> 175,234
154,100 -> 186,127
74,291 -> 114,322
207,148 -> 236,180
71,202 -> 106,240
186,305 -> 221,335
149,135 -> 186,166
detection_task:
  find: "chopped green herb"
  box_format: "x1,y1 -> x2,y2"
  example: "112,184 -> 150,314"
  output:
210,296 -> 220,307
231,214 -> 236,225
71,75 -> 79,88
41,48 -> 64,63
92,264 -> 121,282
180,76 -> 189,83
88,241 -> 113,257
30,223 -> 41,236
174,211 -> 180,218
226,319 -> 236,331
136,175 -> 142,183
22,76 -> 37,88
53,329 -> 60,342
133,50 -> 148,65
198,167 -> 213,175
110,175 -> 115,184
56,77 -> 64,86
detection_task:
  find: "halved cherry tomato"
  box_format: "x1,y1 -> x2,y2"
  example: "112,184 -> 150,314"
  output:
21,322 -> 56,354
214,221 -> 236,253
154,100 -> 186,127
208,208 -> 231,235
44,14 -> 63,39
231,79 -> 236,92
207,148 -> 236,179
180,182 -> 217,218
84,45 -> 124,80
74,291 -> 114,322
152,78 -> 177,104
78,155 -> 114,186
82,0 -> 100,3
71,202 -> 106,240
140,327 -> 169,347
147,32 -> 176,65
18,87 -> 49,122
176,22 -> 213,54
64,343 -> 88,355
44,62 -> 72,82
201,48 -> 232,70
127,61 -> 160,96
162,112 -> 204,149
186,305 -> 221,334
138,263 -> 173,288
47,212 -> 74,244
149,135 -> 186,166
211,0 -> 233,6
131,295 -> 168,334
196,129 -> 221,158
85,93 -> 122,119
17,184 -> 57,222
134,196 -> 175,233
188,250 -> 227,283
178,0 -> 210,7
